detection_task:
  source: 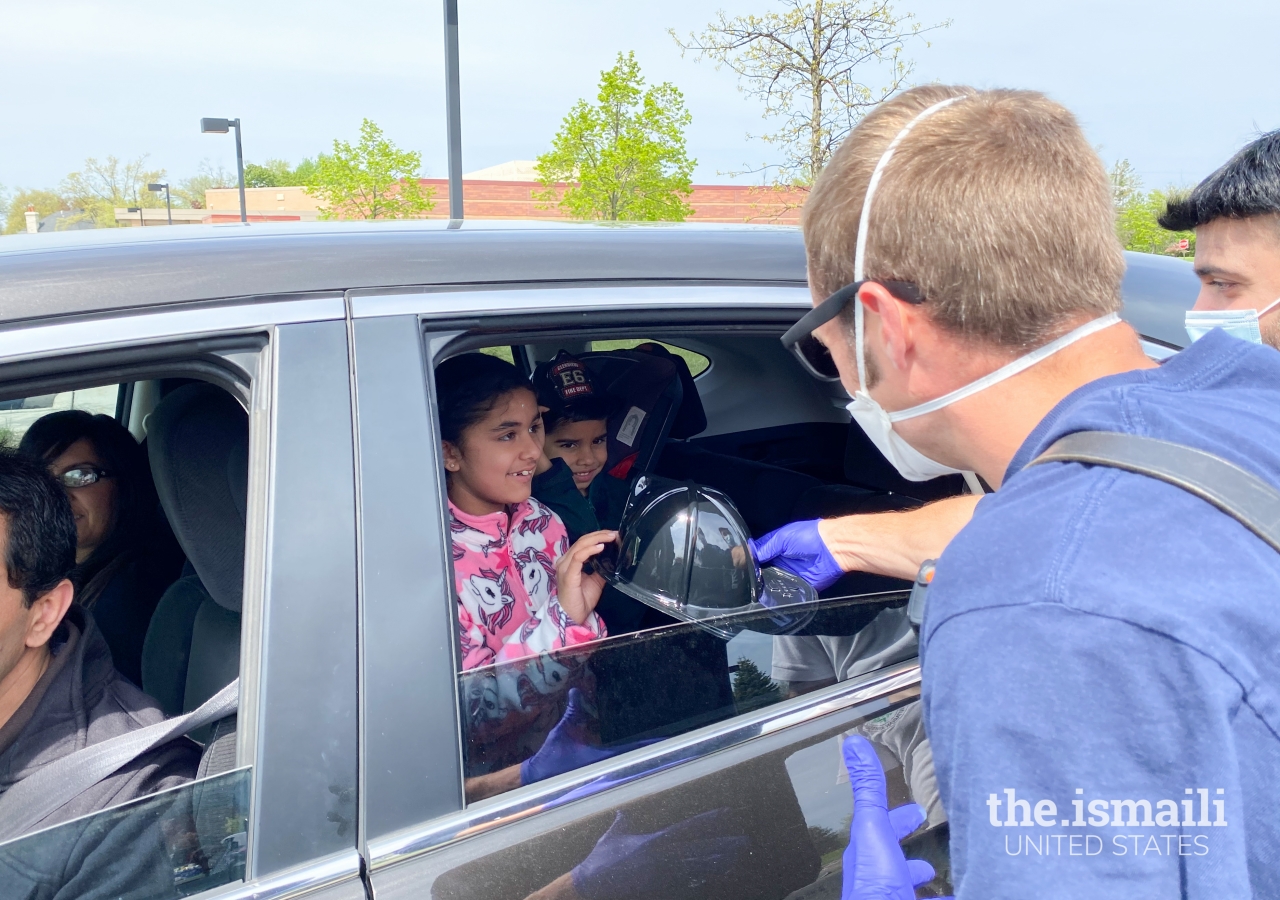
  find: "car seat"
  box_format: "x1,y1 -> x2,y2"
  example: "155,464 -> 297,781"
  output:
578,348 -> 687,478
141,383 -> 247,772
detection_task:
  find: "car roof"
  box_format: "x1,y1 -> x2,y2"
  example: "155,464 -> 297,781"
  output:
0,220 -> 1198,347
0,221 -> 807,325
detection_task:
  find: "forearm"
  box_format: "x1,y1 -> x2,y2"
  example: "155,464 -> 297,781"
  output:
464,764 -> 523,802
525,873 -> 580,900
817,494 -> 979,580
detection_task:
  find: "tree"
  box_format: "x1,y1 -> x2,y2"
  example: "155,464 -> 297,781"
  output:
304,120 -> 434,220
173,162 -> 237,209
242,158 -> 319,188
672,0 -> 946,186
3,189 -> 69,234
1110,159 -> 1195,257
60,155 -> 166,227
732,656 -> 782,711
535,52 -> 695,221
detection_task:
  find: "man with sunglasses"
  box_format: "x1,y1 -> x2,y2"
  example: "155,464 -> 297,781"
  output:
757,84 -> 1280,898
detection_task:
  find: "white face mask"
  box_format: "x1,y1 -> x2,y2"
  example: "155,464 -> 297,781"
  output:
1184,297 -> 1280,345
846,96 -> 1122,482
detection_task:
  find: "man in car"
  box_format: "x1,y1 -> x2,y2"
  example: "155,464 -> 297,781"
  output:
1162,130 -> 1280,348
0,447 -> 197,831
774,84 -> 1280,897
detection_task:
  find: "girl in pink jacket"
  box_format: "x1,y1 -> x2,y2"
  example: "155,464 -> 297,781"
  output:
437,353 -> 614,672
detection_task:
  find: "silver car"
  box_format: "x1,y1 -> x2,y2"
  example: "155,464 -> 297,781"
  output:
0,222 -> 1197,899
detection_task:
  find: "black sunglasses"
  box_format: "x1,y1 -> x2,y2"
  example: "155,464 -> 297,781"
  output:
781,280 -> 927,381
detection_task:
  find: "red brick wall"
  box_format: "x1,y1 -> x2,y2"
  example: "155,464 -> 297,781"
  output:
419,179 -> 806,224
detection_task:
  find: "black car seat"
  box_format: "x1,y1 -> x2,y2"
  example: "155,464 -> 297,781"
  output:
578,348 -> 685,478
141,383 -> 247,772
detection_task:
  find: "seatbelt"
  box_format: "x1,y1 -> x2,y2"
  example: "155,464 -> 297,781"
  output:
908,431 -> 1280,634
0,678 -> 238,843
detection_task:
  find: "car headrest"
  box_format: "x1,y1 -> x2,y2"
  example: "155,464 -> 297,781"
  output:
148,383 -> 248,613
579,350 -> 683,477
629,343 -> 707,439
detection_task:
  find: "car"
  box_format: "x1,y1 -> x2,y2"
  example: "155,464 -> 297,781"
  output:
0,221 -> 1197,900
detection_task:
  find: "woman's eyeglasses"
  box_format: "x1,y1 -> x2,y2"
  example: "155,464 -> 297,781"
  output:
58,466 -> 111,489
781,280 -> 926,381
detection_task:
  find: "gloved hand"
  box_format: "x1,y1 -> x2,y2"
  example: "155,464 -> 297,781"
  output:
841,735 -> 941,900
571,808 -> 749,900
520,688 -> 653,785
750,520 -> 845,590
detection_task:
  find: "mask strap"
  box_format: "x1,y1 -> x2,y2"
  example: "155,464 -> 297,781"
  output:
1260,296 -> 1280,318
888,312 -> 1122,423
853,95 -> 968,392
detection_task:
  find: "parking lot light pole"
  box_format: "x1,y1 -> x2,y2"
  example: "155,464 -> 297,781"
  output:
148,182 -> 172,225
200,117 -> 248,224
126,206 -> 145,228
443,0 -> 463,220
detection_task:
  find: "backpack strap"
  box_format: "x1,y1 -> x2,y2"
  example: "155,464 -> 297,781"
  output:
1028,431 -> 1280,553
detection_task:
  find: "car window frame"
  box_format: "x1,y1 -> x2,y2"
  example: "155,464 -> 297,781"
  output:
0,295 -> 367,900
349,282 -> 928,874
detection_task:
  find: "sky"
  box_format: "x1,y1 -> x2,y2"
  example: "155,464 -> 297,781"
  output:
2,0 -> 1278,196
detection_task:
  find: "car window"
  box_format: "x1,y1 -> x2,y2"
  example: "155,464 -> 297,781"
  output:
590,339 -> 711,376
0,768 -> 250,898
0,371 -> 253,896
0,384 -> 121,445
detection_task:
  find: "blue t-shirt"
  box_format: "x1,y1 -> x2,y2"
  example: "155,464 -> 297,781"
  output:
921,329 -> 1280,898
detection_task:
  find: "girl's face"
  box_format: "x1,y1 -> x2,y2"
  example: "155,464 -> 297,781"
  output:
444,388 -> 544,516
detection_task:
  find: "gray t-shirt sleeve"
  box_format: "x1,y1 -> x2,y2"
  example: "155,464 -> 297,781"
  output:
771,635 -> 836,683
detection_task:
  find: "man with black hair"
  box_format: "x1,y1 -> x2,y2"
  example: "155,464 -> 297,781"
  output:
0,447 -> 196,833
1161,130 -> 1280,348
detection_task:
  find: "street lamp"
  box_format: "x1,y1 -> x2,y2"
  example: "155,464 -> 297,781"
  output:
126,207 -> 145,228
148,182 -> 172,225
443,0 -> 463,220
199,117 -> 247,224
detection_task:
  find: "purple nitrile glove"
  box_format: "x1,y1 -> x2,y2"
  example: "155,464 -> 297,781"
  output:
520,688 -> 654,785
750,519 -> 844,591
571,808 -> 749,900
841,735 -> 945,900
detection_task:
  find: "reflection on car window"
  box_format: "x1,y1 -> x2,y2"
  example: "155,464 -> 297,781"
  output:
590,339 -> 710,377
0,385 -> 119,445
0,768 -> 249,899
458,593 -> 915,803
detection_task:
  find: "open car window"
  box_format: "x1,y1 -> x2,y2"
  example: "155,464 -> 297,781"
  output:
0,385 -> 121,444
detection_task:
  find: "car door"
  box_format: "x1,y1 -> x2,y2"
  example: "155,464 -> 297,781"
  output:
352,284 -> 950,900
0,296 -> 365,900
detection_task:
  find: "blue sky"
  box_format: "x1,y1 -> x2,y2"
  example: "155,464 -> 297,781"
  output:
2,0 -> 1277,195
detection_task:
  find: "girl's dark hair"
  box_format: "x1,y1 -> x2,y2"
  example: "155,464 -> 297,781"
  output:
543,396 -> 615,436
434,353 -> 535,444
19,410 -> 159,602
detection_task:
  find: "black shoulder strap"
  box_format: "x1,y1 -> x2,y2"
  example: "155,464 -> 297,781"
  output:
1028,431 -> 1280,554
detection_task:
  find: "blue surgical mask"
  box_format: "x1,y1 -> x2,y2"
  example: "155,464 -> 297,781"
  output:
1185,297 -> 1280,344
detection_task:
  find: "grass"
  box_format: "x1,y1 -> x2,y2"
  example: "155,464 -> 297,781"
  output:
589,339 -> 710,376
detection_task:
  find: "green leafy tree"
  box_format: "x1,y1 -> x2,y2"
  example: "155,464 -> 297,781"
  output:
3,189 -> 70,234
304,120 -> 434,220
732,656 -> 782,711
173,162 -> 237,209
243,159 -> 294,188
535,52 -> 695,221
673,0 -> 946,186
807,824 -> 845,857
60,155 -> 166,227
1110,159 -> 1194,257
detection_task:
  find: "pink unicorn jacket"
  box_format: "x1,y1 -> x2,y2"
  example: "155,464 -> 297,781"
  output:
450,498 -> 606,671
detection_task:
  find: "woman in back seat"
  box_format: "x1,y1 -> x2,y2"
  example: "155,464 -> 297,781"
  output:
20,411 -> 180,686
